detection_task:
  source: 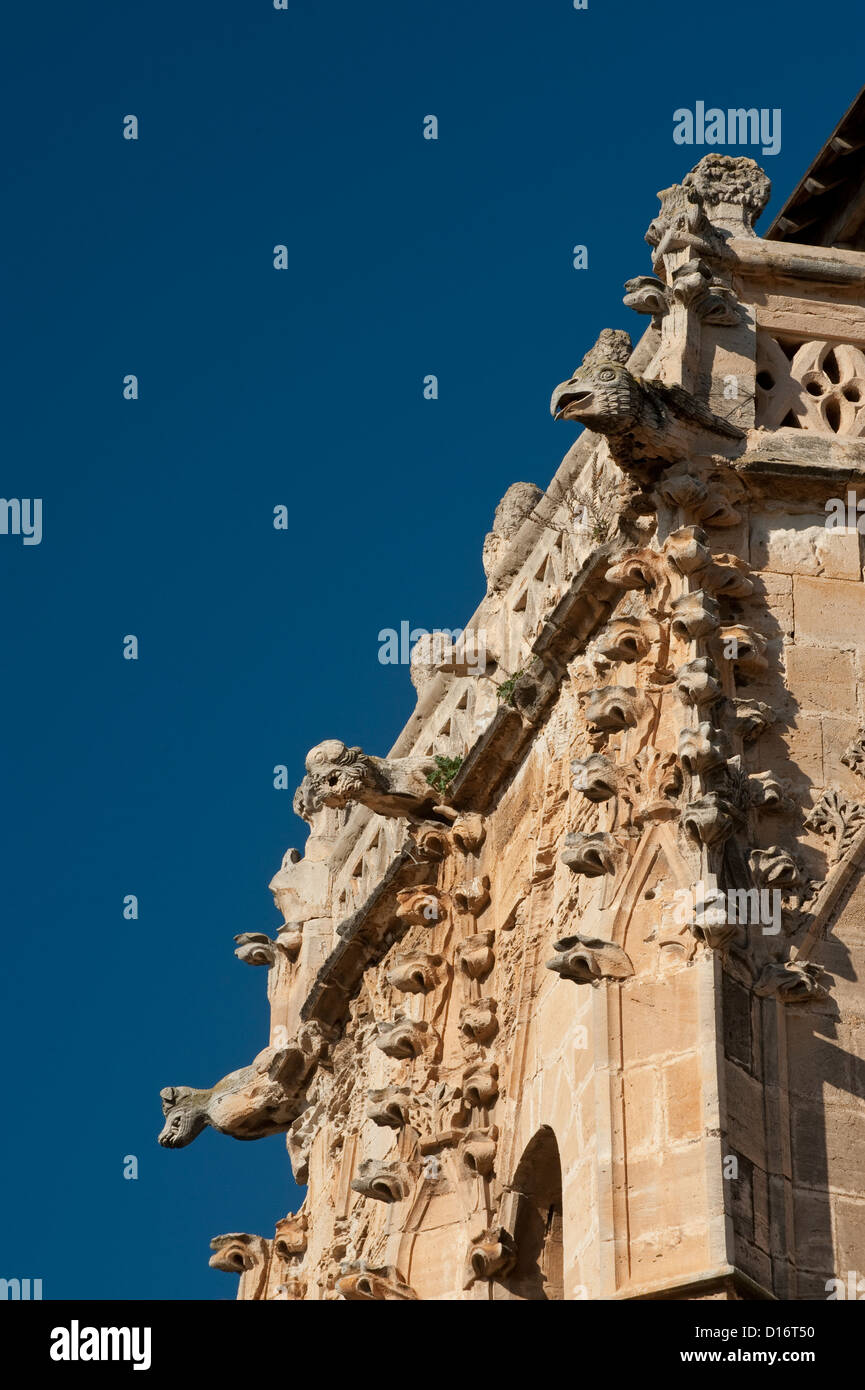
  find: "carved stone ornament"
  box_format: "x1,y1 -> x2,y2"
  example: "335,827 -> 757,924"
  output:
301,739 -> 441,818
571,753 -> 619,801
678,722 -> 729,776
350,1159 -> 411,1204
752,959 -> 828,1003
561,831 -> 624,878
453,875 -> 492,917
670,590 -> 721,640
234,927 -> 302,966
805,789 -> 865,866
729,699 -> 775,743
459,1126 -> 498,1178
273,1212 -> 309,1260
386,948 -> 443,994
546,933 -> 635,983
841,731 -> 865,777
466,1227 -> 517,1284
366,1086 -> 411,1129
687,888 -> 739,951
459,998 -> 498,1046
336,1262 -> 418,1301
550,329 -> 743,472
584,685 -> 646,732
681,793 -> 743,846
396,886 -> 447,928
461,1062 -> 499,1108
208,1233 -> 270,1275
451,813 -> 487,854
456,931 -> 495,980
158,1026 -> 328,1148
375,1015 -> 437,1060
675,657 -> 723,707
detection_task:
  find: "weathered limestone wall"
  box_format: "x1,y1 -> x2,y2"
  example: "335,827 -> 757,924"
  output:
160,151 -> 865,1302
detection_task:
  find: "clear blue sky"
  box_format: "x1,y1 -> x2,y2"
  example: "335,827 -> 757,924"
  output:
1,0 -> 859,1300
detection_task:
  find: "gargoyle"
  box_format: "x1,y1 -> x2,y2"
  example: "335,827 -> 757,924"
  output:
678,722 -> 729,776
571,753 -> 618,801
546,933 -> 634,983
395,886 -> 447,928
681,793 -> 743,846
675,657 -> 722,707
462,1062 -> 499,1108
459,998 -> 498,1047
234,927 -> 302,966
728,699 -> 775,743
594,617 -> 654,663
459,1127 -> 498,1178
687,889 -> 739,951
456,931 -> 495,980
453,875 -> 491,917
583,685 -> 646,733
336,1262 -> 418,1301
158,1027 -> 326,1148
550,329 -> 743,473
466,1227 -> 517,1284
375,1015 -> 437,1060
366,1086 -> 411,1129
753,959 -> 828,1003
300,739 -> 442,819
273,1212 -> 309,1260
385,949 -> 443,994
670,590 -> 721,640
350,1159 -> 411,1204
208,1233 -> 271,1276
452,813 -> 486,854
561,830 -> 623,878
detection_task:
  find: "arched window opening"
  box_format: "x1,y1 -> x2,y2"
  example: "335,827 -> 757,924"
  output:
508,1125 -> 564,1300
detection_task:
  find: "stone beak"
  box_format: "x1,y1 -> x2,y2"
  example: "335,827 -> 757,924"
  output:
550,379 -> 594,420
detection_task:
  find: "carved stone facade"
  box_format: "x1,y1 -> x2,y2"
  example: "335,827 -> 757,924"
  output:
162,137 -> 865,1299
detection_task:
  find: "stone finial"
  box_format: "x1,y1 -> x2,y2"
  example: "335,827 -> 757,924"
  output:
482,481 -> 544,586
683,154 -> 771,232
581,328 -> 633,369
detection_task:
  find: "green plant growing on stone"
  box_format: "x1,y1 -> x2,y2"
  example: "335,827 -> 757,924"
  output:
497,670 -> 526,706
425,755 -> 464,793
570,458 -> 618,544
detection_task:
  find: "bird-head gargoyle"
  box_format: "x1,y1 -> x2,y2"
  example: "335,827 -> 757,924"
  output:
550,328 -> 743,473
299,739 -> 443,820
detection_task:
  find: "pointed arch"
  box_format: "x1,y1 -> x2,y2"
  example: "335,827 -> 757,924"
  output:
507,1125 -> 564,1300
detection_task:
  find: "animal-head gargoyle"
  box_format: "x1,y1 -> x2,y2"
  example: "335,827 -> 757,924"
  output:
550,328 -> 743,472
546,934 -> 634,984
336,1262 -> 418,1301
299,739 -> 443,819
158,1026 -> 327,1149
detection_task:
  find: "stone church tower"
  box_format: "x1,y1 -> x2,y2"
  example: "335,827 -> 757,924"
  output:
159,92 -> 865,1300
